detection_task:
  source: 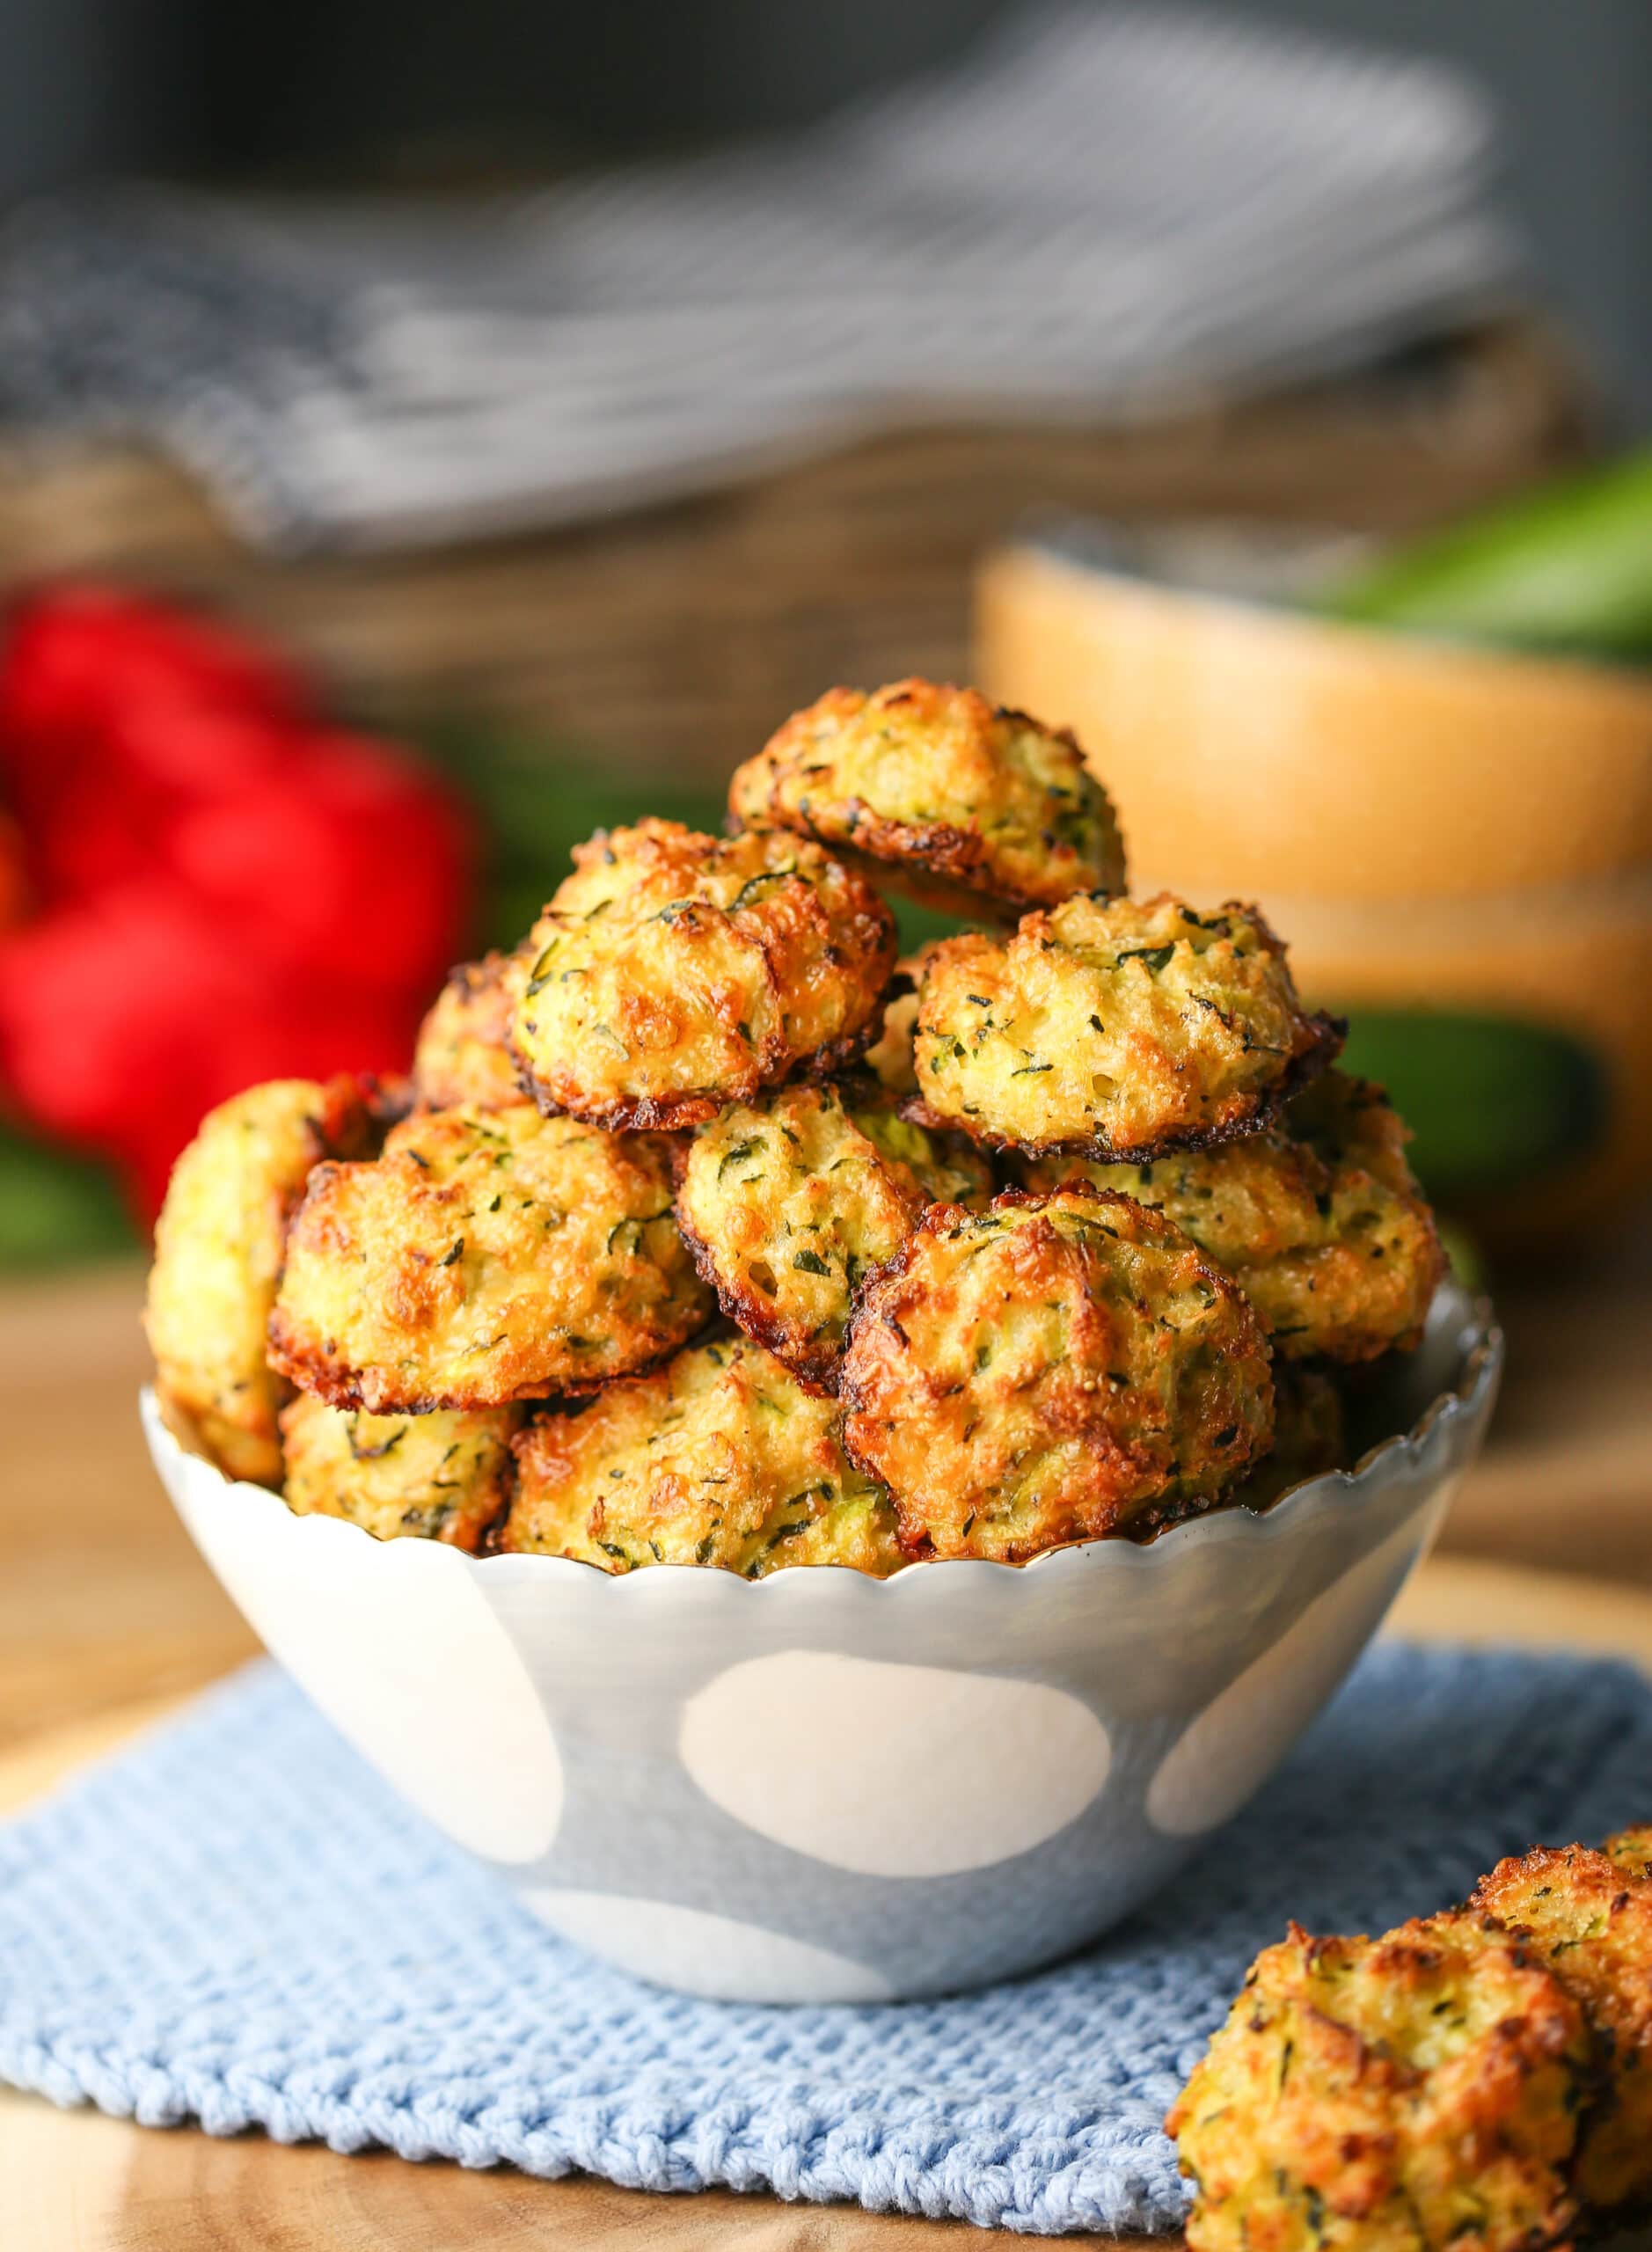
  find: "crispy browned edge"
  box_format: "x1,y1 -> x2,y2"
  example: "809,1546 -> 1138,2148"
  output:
508,976 -> 899,1134
279,1392 -> 519,1554
837,1181 -> 1272,1557
671,1182 -> 846,1397
153,1069 -> 409,1467
265,1115 -> 714,1414
266,1071 -> 407,1212
1021,1064 -> 1444,1364
1166,1912 -> 1589,2252
733,814 -> 1090,923
505,829 -> 898,1131
150,1071 -> 399,1480
730,695 -> 1124,918
900,1009 -> 1346,1164
266,1277 -> 704,1415
669,1078 -> 997,1398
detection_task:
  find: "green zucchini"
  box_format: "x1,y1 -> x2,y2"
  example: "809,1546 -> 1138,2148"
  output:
1334,1009 -> 1607,1197
1319,448 -> 1652,664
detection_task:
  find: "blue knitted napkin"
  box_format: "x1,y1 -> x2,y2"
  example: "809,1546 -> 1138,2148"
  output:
2,1645 -> 1648,2236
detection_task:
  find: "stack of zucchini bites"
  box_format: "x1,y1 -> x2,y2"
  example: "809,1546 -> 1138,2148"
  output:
1173,1828 -> 1652,2252
146,676 -> 1444,1569
146,678 -> 1652,2248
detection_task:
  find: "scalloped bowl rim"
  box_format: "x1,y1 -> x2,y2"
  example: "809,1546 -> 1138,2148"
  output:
142,1283 -> 1499,1600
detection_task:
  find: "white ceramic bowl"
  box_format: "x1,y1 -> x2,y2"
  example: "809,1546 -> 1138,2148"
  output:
146,1281 -> 1498,2004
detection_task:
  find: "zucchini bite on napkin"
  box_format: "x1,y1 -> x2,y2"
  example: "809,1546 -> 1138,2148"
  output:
1171,1824 -> 1652,2251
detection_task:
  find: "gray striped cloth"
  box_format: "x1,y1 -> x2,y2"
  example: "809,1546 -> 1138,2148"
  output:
0,3 -> 1521,552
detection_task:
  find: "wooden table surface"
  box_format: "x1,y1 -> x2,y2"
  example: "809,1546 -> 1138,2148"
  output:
2,1245 -> 1649,2250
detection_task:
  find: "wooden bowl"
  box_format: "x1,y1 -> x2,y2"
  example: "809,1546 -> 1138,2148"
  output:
975,535 -> 1652,1235
976,538 -> 1652,903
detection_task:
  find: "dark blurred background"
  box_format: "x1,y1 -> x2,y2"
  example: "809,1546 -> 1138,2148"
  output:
1,0 -> 1648,1269
4,0 -> 1648,422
